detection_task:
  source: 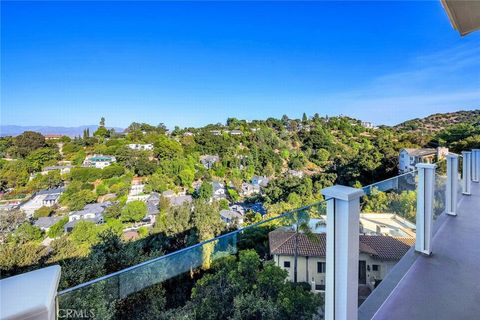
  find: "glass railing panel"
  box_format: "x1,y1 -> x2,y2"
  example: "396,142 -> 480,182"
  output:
433,173 -> 447,223
457,155 -> 463,204
56,201 -> 328,320
359,171 -> 417,305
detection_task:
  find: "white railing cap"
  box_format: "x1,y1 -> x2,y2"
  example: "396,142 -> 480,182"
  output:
416,163 -> 437,169
0,265 -> 61,320
321,185 -> 364,201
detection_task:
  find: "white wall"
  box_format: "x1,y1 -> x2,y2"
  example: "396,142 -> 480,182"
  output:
274,253 -> 398,290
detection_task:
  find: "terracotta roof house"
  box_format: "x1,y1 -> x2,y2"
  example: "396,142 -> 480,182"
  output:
269,230 -> 414,291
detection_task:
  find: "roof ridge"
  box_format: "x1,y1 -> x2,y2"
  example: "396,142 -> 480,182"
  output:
270,231 -> 296,253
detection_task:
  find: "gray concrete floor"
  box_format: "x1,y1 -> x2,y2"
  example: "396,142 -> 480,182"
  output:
372,182 -> 480,320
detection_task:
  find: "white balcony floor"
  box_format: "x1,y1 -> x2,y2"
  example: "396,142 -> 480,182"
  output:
371,182 -> 480,319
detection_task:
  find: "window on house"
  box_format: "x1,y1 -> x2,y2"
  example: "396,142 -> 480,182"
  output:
317,262 -> 326,273
315,284 -> 325,291
283,261 -> 291,268
372,264 -> 379,271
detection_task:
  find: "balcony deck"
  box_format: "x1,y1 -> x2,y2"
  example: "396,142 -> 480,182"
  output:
366,182 -> 480,319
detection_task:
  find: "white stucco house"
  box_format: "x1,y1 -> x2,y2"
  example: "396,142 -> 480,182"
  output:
20,187 -> 65,218
64,202 -> 112,232
398,147 -> 448,173
128,143 -> 154,151
269,230 -> 414,292
83,154 -> 116,169
220,209 -> 244,226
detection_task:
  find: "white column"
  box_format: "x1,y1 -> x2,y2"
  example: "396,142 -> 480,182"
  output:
472,149 -> 480,183
462,151 -> 471,195
321,185 -> 364,320
415,163 -> 436,255
0,265 -> 61,320
446,154 -> 458,216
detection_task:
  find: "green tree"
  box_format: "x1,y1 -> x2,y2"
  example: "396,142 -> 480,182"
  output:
33,206 -> 55,218
184,250 -> 322,320
121,201 -> 147,222
0,160 -> 30,188
362,187 -> 389,213
27,171 -> 62,191
65,190 -> 97,211
13,131 -> 46,158
196,181 -> 213,200
145,172 -> 174,193
10,222 -> 43,244
26,147 -> 59,171
47,217 -> 68,238
0,242 -> 48,277
70,221 -> 99,245
178,168 -> 194,187
154,136 -> 183,160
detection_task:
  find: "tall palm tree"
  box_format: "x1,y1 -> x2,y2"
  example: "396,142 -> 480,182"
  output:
290,203 -> 325,283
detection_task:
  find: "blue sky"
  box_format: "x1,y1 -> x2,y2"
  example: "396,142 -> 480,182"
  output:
1,1 -> 479,129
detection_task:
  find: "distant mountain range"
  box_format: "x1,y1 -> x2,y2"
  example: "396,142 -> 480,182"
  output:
0,125 -> 125,137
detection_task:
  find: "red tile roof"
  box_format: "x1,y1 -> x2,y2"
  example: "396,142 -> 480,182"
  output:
269,230 -> 414,261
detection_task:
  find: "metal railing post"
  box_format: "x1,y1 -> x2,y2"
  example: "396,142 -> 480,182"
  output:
462,151 -> 471,195
415,163 -> 436,255
446,154 -> 458,216
471,149 -> 480,182
321,185 -> 364,320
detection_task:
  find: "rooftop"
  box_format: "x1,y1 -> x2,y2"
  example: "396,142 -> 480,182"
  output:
402,148 -> 436,157
269,231 -> 414,261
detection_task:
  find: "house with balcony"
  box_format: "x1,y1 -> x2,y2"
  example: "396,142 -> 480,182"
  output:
83,154 -> 116,169
398,147 -> 448,173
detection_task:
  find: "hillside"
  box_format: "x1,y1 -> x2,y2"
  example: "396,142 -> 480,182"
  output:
394,109 -> 480,133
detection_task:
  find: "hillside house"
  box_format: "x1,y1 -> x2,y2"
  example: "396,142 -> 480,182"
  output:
128,143 -> 154,151
41,165 -> 72,175
64,202 -> 113,232
161,190 -> 193,207
212,182 -> 226,200
83,154 -> 116,169
220,209 -> 244,226
241,182 -> 257,197
269,230 -> 414,291
20,187 -> 65,218
34,216 -> 62,232
251,175 -> 269,187
200,155 -> 220,169
398,147 -> 448,173
230,130 -> 243,136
